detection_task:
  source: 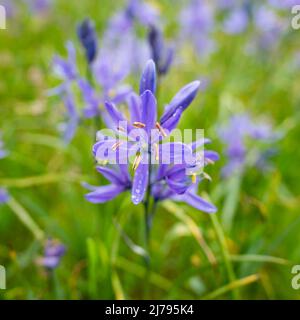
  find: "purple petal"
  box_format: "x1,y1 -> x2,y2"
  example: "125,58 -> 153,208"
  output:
78,78 -> 100,118
167,178 -> 189,195
190,138 -> 211,152
161,106 -> 183,133
141,90 -> 157,134
160,81 -> 200,124
132,164 -> 149,205
181,191 -> 217,213
127,93 -> 142,123
85,184 -> 125,203
96,166 -> 125,185
159,142 -> 193,165
140,59 -> 156,95
111,85 -> 132,105
104,101 -> 125,125
204,150 -> 220,162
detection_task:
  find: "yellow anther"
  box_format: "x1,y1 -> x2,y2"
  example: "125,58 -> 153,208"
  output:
192,174 -> 197,184
156,122 -> 167,137
154,143 -> 159,161
133,121 -> 146,128
205,158 -> 215,165
132,153 -> 142,171
111,141 -> 123,151
202,172 -> 212,181
117,125 -> 125,132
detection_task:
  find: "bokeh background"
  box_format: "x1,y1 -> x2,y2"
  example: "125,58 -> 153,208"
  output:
0,0 -> 300,299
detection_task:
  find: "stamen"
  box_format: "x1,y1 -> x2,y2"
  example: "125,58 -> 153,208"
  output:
205,158 -> 215,165
202,172 -> 212,181
156,122 -> 167,137
117,125 -> 125,132
111,141 -> 123,151
132,152 -> 142,171
133,121 -> 146,128
154,143 -> 159,161
191,174 -> 197,184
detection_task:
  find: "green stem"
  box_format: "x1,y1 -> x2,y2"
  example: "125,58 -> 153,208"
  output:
7,197 -> 45,241
210,213 -> 239,299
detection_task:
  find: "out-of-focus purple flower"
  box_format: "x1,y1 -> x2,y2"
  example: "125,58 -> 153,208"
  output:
59,92 -> 80,144
0,189 -> 9,204
125,0 -> 159,26
25,0 -> 52,13
179,0 -> 216,58
0,135 -> 9,204
268,0 -> 300,9
87,60 -> 217,213
38,239 -> 66,270
148,25 -> 174,75
77,18 -> 98,65
219,114 -> 276,176
223,8 -> 249,34
0,134 -> 8,159
52,42 -> 78,95
247,5 -> 286,52
217,0 -> 235,9
77,78 -> 101,118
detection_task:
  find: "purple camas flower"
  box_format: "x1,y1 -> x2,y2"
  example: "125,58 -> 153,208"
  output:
223,7 -> 249,34
179,0 -> 216,58
252,5 -> 285,50
52,41 -> 78,93
38,239 -> 66,270
77,19 -> 98,65
219,114 -> 275,177
85,60 -> 218,213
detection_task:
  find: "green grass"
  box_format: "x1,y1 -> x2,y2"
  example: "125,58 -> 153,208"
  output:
0,0 -> 300,300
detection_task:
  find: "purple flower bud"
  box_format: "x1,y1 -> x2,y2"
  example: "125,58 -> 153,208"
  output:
140,59 -> 156,95
77,19 -> 98,64
148,25 -> 174,75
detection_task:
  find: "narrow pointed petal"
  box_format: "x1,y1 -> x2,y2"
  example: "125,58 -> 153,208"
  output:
160,81 -> 200,124
159,142 -> 193,165
204,150 -> 220,162
118,164 -> 131,184
161,106 -> 183,133
104,101 -> 125,126
85,185 -> 125,203
127,92 -> 142,123
190,138 -> 211,152
96,166 -> 124,185
182,191 -> 217,213
141,90 -> 157,134
140,59 -> 156,95
132,164 -> 149,205
167,178 -> 189,195
111,85 -> 132,105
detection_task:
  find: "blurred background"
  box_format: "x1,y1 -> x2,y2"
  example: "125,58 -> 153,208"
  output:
0,0 -> 300,299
